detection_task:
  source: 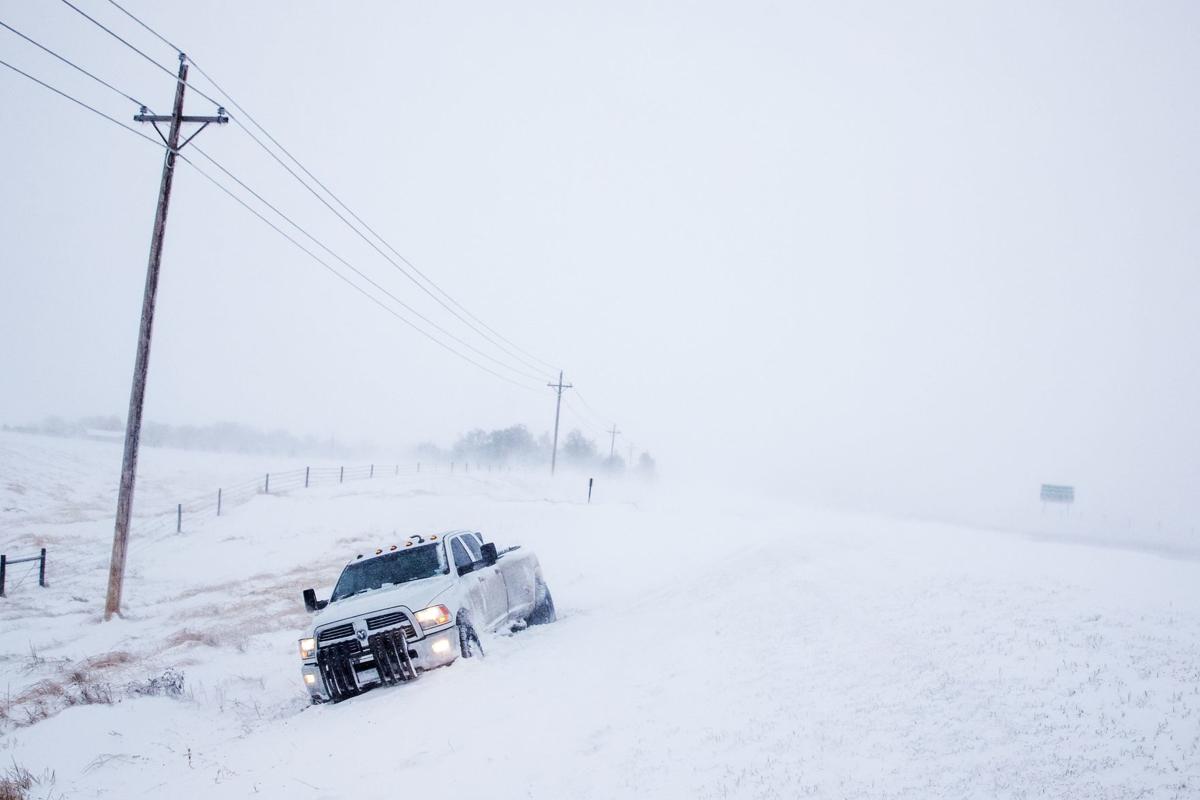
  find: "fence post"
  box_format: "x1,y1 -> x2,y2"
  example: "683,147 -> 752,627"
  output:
417,462 -> 421,474
305,466 -> 310,488
395,464 -> 399,476
451,462 -> 455,473
0,554 -> 6,597
588,478 -> 594,503
370,464 -> 374,479
38,548 -> 46,588
340,466 -> 344,484
466,462 -> 470,474
177,503 -> 182,533
265,473 -> 270,494
217,488 -> 222,517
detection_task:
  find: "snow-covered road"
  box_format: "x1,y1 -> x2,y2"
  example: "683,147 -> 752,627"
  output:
2,432 -> 1199,798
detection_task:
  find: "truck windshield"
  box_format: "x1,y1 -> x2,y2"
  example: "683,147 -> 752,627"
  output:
330,545 -> 444,601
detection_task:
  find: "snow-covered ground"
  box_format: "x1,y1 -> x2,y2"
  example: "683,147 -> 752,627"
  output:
2,430 -> 1199,799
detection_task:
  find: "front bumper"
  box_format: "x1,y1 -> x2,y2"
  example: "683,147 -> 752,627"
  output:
301,624 -> 459,702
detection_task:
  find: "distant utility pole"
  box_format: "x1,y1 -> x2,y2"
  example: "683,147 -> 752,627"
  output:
104,54 -> 227,621
607,425 -> 621,460
547,371 -> 573,476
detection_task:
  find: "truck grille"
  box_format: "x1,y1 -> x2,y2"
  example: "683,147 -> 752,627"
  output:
318,623 -> 355,642
366,611 -> 416,638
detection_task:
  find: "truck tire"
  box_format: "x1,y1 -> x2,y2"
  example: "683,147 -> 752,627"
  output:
527,581 -> 557,625
458,613 -> 484,658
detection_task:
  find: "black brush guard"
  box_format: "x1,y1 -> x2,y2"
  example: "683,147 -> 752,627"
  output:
317,629 -> 417,702
316,641 -> 362,701
368,629 -> 418,685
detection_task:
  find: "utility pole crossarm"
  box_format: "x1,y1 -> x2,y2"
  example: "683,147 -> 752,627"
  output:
134,113 -> 229,124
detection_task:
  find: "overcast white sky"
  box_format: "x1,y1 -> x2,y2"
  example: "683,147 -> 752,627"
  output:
2,1 -> 1197,530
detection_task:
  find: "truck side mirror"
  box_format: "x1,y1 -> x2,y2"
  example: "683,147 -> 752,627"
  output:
480,542 -> 498,566
303,588 -> 324,613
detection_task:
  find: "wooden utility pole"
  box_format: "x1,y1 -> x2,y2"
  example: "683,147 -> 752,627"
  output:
104,54 -> 227,620
547,371 -> 573,476
607,425 -> 621,460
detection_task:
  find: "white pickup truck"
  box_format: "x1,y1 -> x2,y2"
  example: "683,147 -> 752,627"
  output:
297,530 -> 555,703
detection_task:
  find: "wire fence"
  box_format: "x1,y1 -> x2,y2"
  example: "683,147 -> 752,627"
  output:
129,460 -> 521,540
151,462 -> 412,534
0,548 -> 47,596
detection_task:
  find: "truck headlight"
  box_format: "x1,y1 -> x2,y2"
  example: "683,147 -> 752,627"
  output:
415,605 -> 451,630
299,637 -> 316,659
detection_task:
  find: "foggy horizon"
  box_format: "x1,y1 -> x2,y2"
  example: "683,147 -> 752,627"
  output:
3,1 -> 1198,536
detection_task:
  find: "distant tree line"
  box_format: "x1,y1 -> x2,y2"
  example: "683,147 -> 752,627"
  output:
415,423 -> 656,477
3,415 -> 360,458
4,416 -> 659,477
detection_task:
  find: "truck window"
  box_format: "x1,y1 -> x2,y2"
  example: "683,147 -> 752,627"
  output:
331,545 -> 444,601
462,535 -> 482,561
451,538 -> 473,570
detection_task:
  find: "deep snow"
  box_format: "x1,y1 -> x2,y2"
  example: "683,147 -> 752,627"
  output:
2,430 -> 1199,799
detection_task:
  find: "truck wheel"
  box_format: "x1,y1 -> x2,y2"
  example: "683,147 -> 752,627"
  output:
527,581 -> 557,625
458,614 -> 484,659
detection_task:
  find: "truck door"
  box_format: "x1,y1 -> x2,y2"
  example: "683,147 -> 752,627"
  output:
450,536 -> 488,620
461,534 -> 509,630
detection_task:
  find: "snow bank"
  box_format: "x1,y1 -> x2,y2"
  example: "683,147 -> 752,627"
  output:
1,432 -> 1198,798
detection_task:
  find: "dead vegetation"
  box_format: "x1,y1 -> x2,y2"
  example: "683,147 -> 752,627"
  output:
126,669 -> 185,698
164,629 -> 220,649
0,646 -> 185,730
81,651 -> 133,671
0,760 -> 54,800
0,763 -> 32,800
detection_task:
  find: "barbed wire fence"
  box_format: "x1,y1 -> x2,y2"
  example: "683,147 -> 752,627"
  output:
139,462 -> 404,539
127,459 -> 528,544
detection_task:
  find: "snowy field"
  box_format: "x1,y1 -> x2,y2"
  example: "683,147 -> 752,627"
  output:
2,430 -> 1199,799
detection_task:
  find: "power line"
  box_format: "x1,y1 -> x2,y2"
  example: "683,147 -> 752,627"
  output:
8,17 -> 636,447
569,397 -> 611,429
0,18 -> 144,107
95,0 -> 561,377
220,108 -> 556,378
573,388 -> 620,430
570,390 -> 638,456
0,55 -> 543,395
560,397 -> 606,437
177,153 -> 543,395
0,55 -> 160,147
0,24 -> 539,384
57,0 -> 174,84
184,145 -> 546,383
57,0 -> 224,111
191,67 -> 560,376
66,0 -> 568,395
103,0 -> 180,53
